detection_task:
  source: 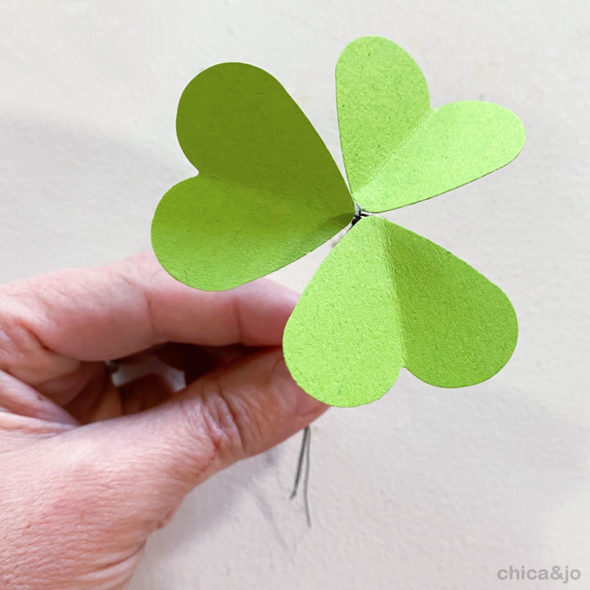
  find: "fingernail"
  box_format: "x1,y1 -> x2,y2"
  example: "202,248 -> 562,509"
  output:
274,357 -> 327,417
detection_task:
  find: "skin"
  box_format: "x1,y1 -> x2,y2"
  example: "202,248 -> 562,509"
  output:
0,252 -> 326,589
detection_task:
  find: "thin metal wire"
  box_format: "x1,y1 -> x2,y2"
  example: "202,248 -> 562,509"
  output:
302,425 -> 312,527
349,205 -> 369,229
290,425 -> 312,527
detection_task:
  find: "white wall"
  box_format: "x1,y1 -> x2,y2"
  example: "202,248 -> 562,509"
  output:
1,1 -> 588,588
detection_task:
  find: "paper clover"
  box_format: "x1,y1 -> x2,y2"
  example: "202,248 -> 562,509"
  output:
151,36 -> 525,407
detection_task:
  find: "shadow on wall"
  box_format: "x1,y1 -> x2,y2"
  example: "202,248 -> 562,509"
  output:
0,116 -> 190,279
134,374 -> 590,589
326,373 -> 590,585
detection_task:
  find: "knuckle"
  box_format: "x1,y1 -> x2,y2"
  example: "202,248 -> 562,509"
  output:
181,374 -> 261,464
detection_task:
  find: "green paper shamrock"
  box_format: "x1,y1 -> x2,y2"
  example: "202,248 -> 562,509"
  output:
151,36 -> 525,407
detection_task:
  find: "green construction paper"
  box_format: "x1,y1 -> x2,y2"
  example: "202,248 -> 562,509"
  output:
152,63 -> 354,291
336,36 -> 525,213
283,216 -> 518,407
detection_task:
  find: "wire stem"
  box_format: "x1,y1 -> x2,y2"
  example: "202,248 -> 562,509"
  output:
290,425 -> 312,527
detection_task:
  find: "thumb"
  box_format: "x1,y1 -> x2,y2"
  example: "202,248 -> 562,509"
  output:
57,348 -> 326,525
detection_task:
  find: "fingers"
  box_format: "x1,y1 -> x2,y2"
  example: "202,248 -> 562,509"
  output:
0,252 -> 298,385
0,370 -> 79,426
156,342 -> 250,382
34,362 -> 107,407
56,348 -> 327,521
118,374 -> 173,415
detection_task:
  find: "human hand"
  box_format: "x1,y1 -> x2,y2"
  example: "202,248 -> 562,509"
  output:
0,253 -> 326,589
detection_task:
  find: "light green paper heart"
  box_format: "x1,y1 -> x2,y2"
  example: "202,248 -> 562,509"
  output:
283,216 -> 518,407
152,63 -> 354,291
336,36 -> 525,213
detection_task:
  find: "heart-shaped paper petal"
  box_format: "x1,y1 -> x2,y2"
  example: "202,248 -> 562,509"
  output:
336,37 -> 525,213
152,63 -> 354,291
283,216 -> 517,406
283,217 -> 404,407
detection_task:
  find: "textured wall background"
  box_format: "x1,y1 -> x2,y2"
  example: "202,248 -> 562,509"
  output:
1,1 -> 588,588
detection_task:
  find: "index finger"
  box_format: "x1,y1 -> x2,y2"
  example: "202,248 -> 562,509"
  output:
0,252 -> 298,363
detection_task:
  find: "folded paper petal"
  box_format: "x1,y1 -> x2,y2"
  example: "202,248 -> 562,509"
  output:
336,36 -> 525,213
152,63 -> 354,290
283,217 -> 404,406
283,216 -> 518,406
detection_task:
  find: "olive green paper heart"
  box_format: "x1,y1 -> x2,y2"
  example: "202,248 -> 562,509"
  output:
152,63 -> 353,291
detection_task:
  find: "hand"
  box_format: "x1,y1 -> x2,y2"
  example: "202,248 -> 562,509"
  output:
0,253 -> 326,589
